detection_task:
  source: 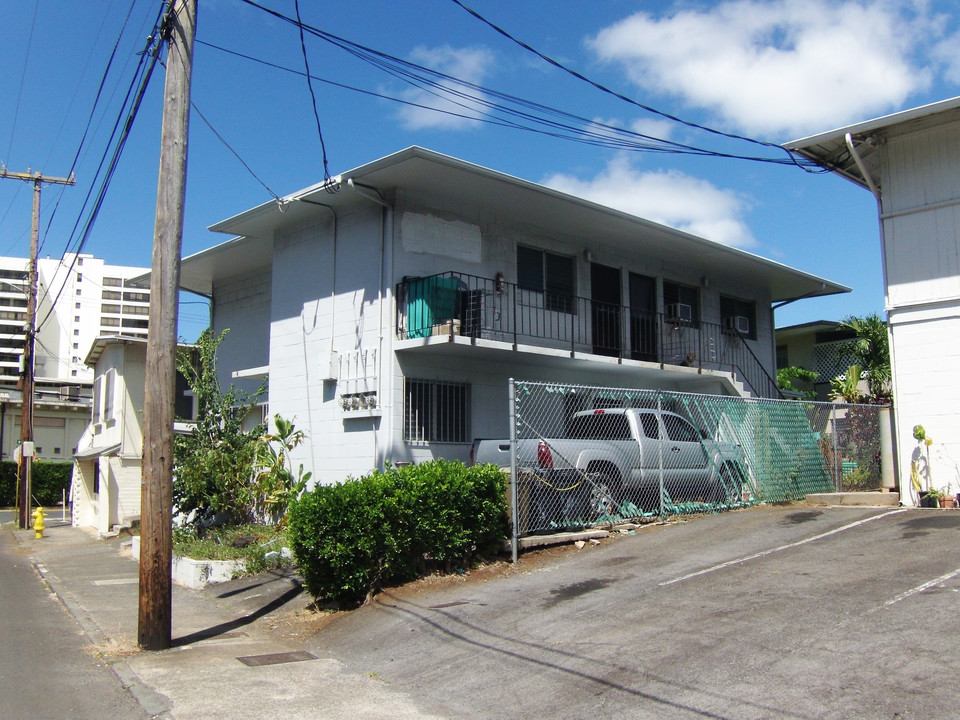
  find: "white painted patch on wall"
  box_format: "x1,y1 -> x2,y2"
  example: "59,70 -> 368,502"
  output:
401,212 -> 481,262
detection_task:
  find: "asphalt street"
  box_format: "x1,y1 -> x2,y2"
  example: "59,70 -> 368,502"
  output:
307,505 -> 960,719
0,525 -> 150,720
5,503 -> 960,719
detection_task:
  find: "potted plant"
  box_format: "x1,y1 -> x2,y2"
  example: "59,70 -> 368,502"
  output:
939,487 -> 957,509
920,486 -> 943,508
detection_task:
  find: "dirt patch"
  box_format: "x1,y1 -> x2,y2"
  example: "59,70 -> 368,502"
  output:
86,637 -> 142,661
263,604 -> 345,643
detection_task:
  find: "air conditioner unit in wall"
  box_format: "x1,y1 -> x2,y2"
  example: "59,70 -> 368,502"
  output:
665,303 -> 693,323
725,315 -> 750,334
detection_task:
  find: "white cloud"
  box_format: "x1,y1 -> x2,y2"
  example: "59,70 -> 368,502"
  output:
932,29 -> 960,84
588,0 -> 939,138
630,117 -> 676,141
396,46 -> 495,130
542,156 -> 756,248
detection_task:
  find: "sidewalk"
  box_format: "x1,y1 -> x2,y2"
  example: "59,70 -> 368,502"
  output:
7,517 -> 444,720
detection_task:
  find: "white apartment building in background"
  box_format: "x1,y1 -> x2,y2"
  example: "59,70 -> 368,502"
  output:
0,253 -> 150,462
0,253 -> 151,388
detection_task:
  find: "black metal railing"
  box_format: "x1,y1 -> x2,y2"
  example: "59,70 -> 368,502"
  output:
397,272 -> 781,398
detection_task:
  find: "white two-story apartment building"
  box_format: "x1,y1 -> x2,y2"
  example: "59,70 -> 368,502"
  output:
178,147 -> 846,485
788,97 -> 960,502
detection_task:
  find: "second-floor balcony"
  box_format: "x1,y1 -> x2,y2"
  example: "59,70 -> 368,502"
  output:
396,272 -> 781,399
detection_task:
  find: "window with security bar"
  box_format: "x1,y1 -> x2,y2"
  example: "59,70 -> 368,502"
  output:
404,379 -> 470,444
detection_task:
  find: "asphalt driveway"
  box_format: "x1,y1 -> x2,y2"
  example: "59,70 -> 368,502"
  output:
304,504 -> 960,719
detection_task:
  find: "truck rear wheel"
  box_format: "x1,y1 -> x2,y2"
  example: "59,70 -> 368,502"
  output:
716,463 -> 744,506
585,470 -> 625,518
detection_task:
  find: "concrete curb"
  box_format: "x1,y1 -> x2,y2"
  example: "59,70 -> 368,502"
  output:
805,491 -> 901,507
18,534 -> 174,719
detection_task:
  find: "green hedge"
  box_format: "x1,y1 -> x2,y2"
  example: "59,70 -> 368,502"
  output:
288,460 -> 508,606
0,461 -> 74,507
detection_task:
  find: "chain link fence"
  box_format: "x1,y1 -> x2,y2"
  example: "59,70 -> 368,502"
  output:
501,380 -> 891,540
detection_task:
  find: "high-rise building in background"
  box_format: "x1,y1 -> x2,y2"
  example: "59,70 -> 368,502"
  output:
0,252 -> 150,388
0,252 -> 150,462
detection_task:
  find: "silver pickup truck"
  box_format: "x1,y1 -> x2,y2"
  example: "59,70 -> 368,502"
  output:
470,407 -> 746,513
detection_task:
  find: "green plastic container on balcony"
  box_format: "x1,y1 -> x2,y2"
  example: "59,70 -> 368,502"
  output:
407,276 -> 460,338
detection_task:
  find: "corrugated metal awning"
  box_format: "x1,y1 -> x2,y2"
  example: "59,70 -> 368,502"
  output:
74,442 -> 121,461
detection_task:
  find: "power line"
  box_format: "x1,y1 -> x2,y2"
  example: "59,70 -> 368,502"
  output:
54,6 -> 165,262
35,7 -> 167,335
3,0 -> 39,168
190,100 -> 280,200
38,0 -> 143,256
447,0 -> 809,169
292,0 -> 334,187
206,11 -> 822,169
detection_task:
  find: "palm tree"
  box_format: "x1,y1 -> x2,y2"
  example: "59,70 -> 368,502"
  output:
838,314 -> 891,403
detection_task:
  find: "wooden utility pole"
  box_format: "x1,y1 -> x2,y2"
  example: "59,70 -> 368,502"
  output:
0,168 -> 75,529
138,0 -> 196,651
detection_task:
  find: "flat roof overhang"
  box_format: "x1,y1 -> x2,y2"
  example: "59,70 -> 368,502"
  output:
173,146 -> 848,303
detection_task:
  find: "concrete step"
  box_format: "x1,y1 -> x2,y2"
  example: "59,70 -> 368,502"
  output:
806,491 -> 900,507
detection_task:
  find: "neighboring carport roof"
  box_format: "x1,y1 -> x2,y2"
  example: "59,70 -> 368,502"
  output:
785,96 -> 960,192
177,146 -> 849,303
776,320 -> 843,336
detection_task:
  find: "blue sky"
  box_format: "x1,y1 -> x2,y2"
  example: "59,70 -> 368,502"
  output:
2,0 -> 959,342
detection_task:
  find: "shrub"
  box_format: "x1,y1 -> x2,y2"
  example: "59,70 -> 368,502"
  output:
0,462 -> 16,507
31,462 -> 75,506
288,460 -> 508,606
174,330 -> 311,528
174,329 -> 265,525
0,461 -> 73,507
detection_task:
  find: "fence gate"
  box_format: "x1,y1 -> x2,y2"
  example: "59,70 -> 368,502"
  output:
507,380 -> 890,555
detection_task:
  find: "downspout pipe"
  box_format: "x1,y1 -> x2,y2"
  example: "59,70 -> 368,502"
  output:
344,178 -> 393,471
845,133 -> 900,493
845,133 -> 880,199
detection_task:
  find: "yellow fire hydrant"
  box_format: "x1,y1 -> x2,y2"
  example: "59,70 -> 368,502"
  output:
33,507 -> 45,539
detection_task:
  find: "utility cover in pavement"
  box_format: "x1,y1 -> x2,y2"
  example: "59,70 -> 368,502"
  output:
236,651 -> 318,667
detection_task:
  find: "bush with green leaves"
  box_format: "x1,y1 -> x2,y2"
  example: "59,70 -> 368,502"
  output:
253,415 -> 312,524
288,460 -> 508,606
0,461 -> 73,507
173,330 -> 266,525
777,366 -> 818,399
173,330 -> 311,528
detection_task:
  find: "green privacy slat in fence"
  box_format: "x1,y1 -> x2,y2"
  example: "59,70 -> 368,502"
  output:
679,395 -> 832,503
509,381 -> 879,536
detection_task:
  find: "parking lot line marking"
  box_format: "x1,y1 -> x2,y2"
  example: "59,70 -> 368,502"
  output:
659,508 -> 907,587
873,567 -> 960,611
